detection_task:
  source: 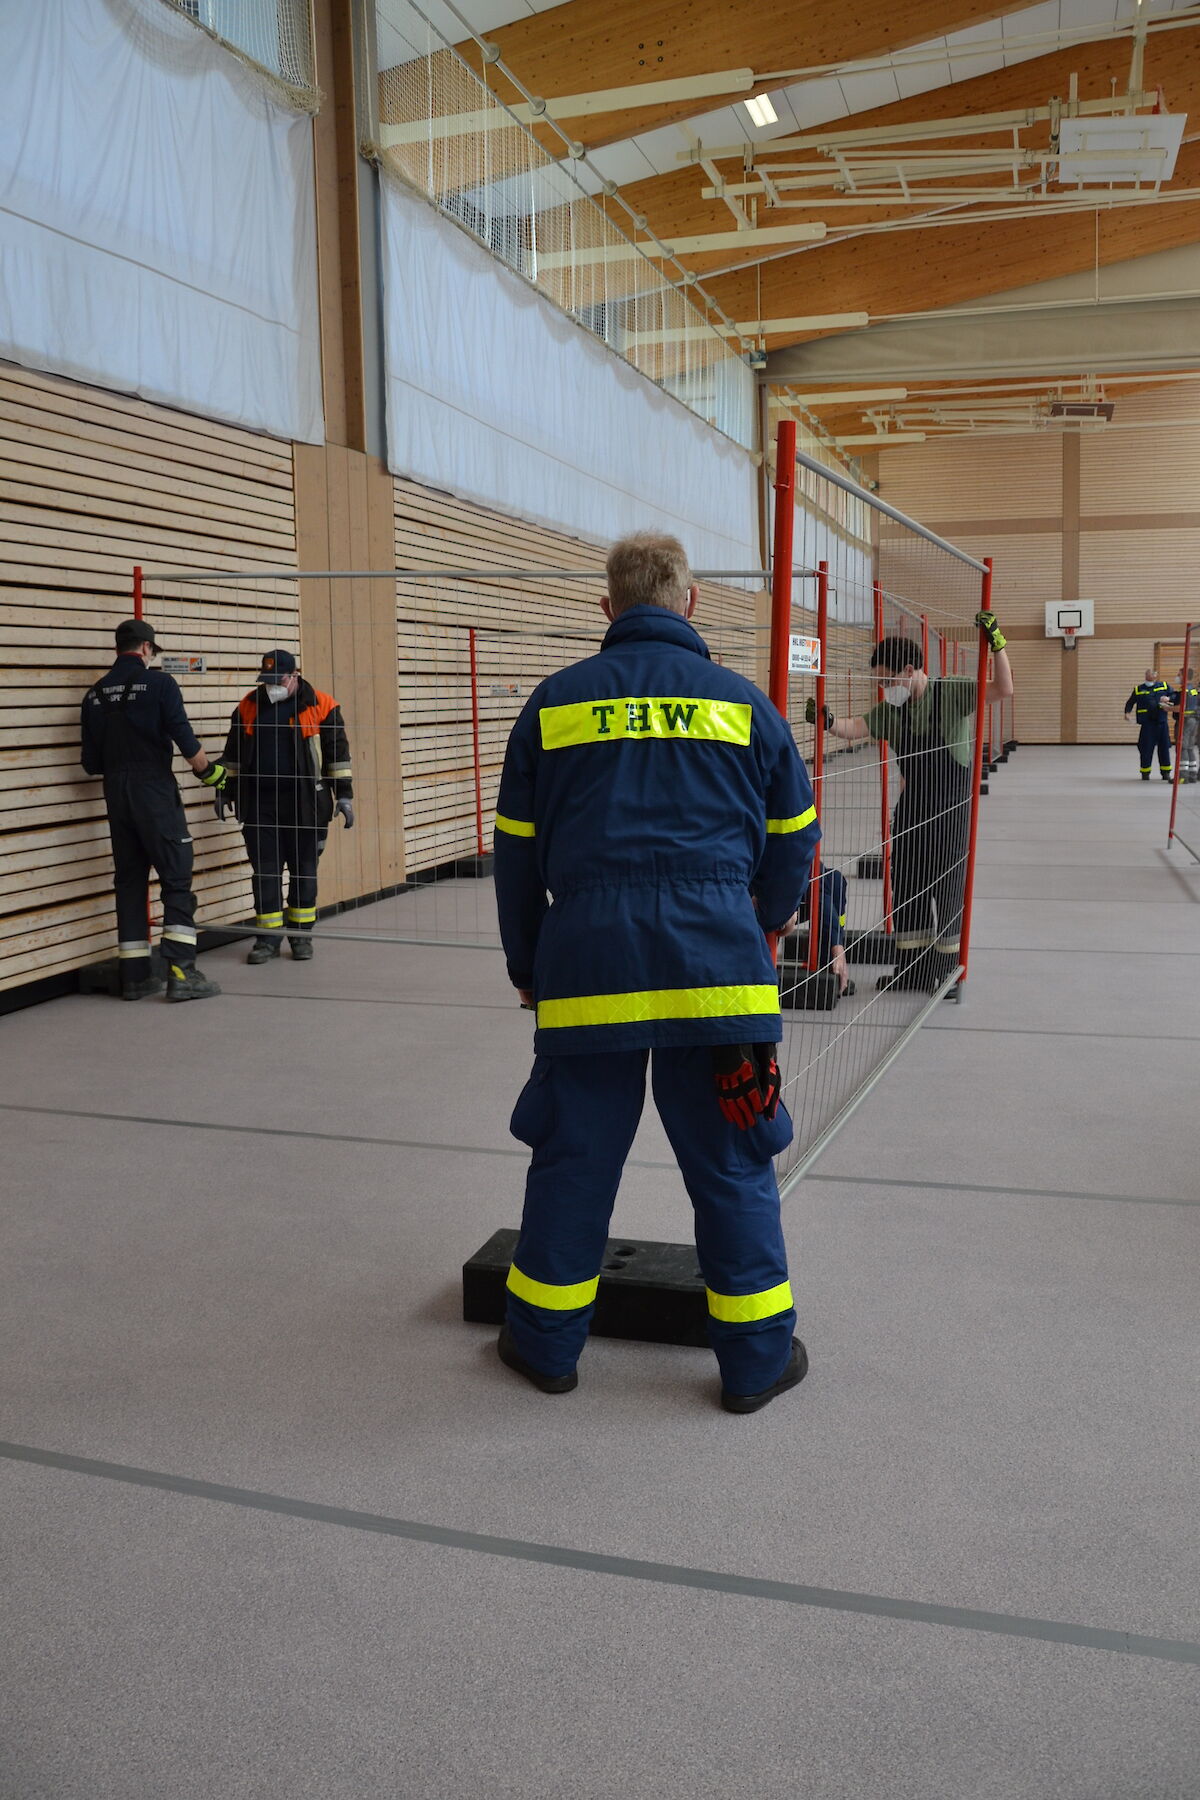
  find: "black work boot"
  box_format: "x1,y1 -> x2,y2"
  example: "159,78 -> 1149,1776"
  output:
497,1325 -> 578,1394
1141,773 -> 1151,782
166,964 -> 221,1003
246,938 -> 281,965
289,935 -> 314,961
721,1337 -> 809,1414
121,976 -> 166,1002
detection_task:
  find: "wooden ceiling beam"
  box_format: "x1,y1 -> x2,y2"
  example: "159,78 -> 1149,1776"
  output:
601,36 -> 1200,277
454,0 -> 1017,151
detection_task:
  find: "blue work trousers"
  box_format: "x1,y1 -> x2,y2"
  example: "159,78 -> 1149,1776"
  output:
1138,715 -> 1173,774
505,1047 -> 796,1395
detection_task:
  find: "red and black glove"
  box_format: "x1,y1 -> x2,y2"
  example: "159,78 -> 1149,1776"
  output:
713,1043 -> 781,1131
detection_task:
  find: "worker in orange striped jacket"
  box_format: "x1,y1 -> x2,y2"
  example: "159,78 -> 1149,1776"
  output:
218,649 -> 353,964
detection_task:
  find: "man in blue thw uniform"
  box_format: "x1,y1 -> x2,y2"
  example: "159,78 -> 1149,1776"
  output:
1124,669 -> 1173,781
493,533 -> 821,1413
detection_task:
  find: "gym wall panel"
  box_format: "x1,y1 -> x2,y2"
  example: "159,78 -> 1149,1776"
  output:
1004,639 -> 1062,743
1079,528 -> 1200,615
391,477 -> 760,872
0,361 -> 297,995
1074,637 -> 1160,744
875,434 -> 1062,524
1081,388 -> 1200,515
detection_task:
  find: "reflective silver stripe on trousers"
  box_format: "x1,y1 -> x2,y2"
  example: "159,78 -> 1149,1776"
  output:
117,941 -> 151,958
161,927 -> 197,944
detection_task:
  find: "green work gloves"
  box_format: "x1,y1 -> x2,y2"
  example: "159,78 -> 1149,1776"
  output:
197,760 -> 228,790
803,696 -> 835,729
975,610 -> 1007,652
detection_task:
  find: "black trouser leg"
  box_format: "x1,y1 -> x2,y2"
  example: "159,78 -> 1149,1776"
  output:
106,779 -> 153,986
243,820 -> 285,937
889,798 -> 936,954
147,785 -> 198,970
283,825 -> 320,936
1156,716 -> 1174,776
1138,720 -> 1155,776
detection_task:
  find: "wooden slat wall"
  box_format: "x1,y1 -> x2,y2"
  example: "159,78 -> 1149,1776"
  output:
392,479 -> 760,871
0,361 -> 297,994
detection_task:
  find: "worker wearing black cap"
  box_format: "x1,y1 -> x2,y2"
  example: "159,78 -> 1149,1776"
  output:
80,618 -> 226,1002
218,649 -> 353,963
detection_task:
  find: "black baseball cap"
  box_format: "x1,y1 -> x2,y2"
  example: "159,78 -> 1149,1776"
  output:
115,619 -> 162,652
256,648 -> 298,682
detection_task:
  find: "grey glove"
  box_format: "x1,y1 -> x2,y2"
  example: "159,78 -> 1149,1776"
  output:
214,788 -> 238,822
334,797 -> 355,829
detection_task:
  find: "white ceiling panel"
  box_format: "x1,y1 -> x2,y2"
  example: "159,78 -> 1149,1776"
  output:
786,76 -> 854,129
580,138 -> 660,188
837,67 -> 903,113
895,53 -> 955,98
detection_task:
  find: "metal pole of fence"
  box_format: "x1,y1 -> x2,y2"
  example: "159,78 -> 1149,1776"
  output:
768,420 -> 797,717
766,420 -> 798,969
957,557 -> 994,989
806,560 -> 829,976
873,579 -> 894,932
133,565 -> 144,621
919,612 -> 929,671
1168,622 -> 1193,847
468,627 -> 484,858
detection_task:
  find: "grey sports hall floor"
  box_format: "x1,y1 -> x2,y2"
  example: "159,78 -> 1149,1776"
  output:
2,744 -> 1198,1800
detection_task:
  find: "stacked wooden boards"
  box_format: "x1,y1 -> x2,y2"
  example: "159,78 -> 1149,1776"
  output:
0,361 -> 297,994
393,476 -> 762,873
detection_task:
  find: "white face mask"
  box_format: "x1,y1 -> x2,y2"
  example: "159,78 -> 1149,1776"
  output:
883,682 -> 911,707
263,683 -> 290,704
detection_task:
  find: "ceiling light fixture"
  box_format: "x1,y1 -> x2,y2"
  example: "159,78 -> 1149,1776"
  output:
744,94 -> 779,128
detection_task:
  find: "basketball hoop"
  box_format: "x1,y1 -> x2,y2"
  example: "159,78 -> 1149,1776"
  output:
1062,626 -> 1078,650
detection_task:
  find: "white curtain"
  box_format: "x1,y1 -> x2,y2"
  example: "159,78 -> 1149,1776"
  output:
0,0 -> 322,443
380,180 -> 760,575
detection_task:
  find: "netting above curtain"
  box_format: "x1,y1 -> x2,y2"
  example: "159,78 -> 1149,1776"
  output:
159,0 -> 318,107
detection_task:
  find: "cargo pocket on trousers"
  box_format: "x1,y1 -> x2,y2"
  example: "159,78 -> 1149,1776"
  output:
509,1056 -> 556,1150
739,1099 -> 794,1165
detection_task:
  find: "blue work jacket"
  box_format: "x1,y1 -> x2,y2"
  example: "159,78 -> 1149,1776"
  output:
493,605 -> 820,1056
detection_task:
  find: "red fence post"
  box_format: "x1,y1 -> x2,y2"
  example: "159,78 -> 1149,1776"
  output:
133,565 -> 144,621
957,557 -> 993,987
468,627 -> 484,859
768,419 -> 797,719
873,579 -> 893,932
1168,622 -> 1194,846
806,560 -> 829,974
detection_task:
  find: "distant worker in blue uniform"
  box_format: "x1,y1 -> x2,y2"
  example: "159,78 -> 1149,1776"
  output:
1124,669 -> 1173,781
80,618 -> 226,1003
493,532 -> 821,1413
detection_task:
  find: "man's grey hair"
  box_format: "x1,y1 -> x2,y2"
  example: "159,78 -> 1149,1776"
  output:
605,532 -> 693,615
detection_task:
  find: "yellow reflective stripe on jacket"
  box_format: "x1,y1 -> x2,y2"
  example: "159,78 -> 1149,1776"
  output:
506,1262 -> 599,1312
495,812 -> 536,838
765,805 -> 817,834
537,984 -> 779,1031
706,1279 -> 793,1324
539,696 -> 753,751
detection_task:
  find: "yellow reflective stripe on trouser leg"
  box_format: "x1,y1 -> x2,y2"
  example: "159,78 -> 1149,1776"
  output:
506,1263 -> 600,1311
706,1280 -> 793,1324
495,813 -> 536,837
537,984 -> 779,1032
255,913 -> 284,928
286,907 -> 317,924
765,806 -> 818,834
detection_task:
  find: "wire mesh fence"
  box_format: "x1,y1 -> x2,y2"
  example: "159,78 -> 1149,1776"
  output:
137,563 -> 765,952
367,0 -> 756,448
767,429 -> 992,1190
1167,624 -> 1200,861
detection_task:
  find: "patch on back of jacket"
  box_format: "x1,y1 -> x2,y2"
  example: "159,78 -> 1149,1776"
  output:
539,696 -> 752,750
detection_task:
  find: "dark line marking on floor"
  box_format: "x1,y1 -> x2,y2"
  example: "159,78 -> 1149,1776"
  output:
2,1440 -> 1196,1666
926,1024 -> 1200,1044
0,1103 -> 677,1171
807,1172 -> 1200,1210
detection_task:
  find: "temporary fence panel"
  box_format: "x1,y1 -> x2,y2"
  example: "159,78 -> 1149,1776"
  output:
1168,623 -> 1200,861
768,422 -> 992,1192
138,563 -> 763,952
